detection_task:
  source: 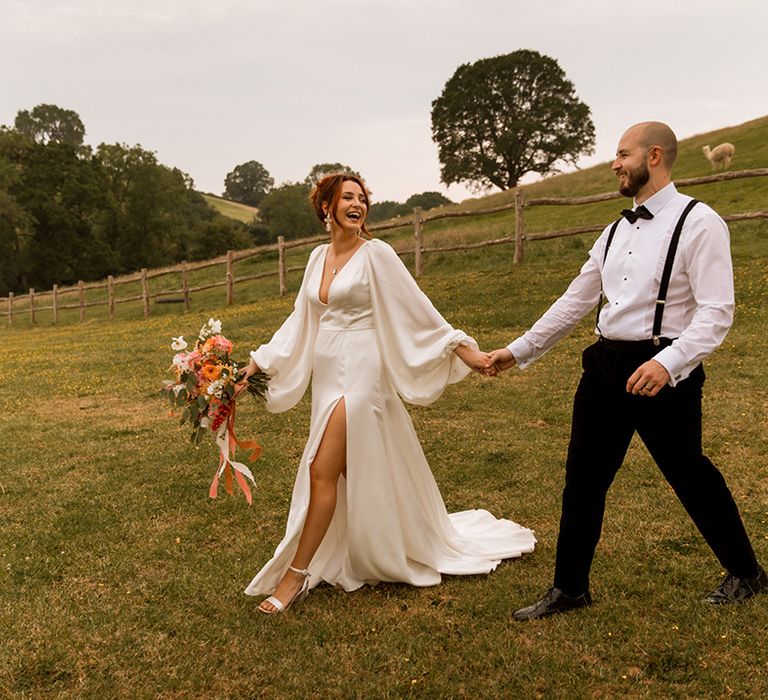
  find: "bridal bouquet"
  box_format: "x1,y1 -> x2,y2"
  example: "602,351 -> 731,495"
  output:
161,318 -> 268,504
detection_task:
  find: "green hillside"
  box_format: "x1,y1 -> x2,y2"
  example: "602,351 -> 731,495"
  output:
202,193 -> 259,223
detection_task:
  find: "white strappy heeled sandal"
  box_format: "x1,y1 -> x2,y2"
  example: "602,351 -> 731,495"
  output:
258,565 -> 311,614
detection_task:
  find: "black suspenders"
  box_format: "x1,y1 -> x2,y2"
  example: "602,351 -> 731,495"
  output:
594,219 -> 621,333
596,199 -> 700,345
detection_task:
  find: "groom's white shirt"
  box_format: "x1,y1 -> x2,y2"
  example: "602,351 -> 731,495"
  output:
507,183 -> 734,386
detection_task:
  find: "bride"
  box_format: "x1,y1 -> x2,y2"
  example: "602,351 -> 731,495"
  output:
237,173 -> 535,613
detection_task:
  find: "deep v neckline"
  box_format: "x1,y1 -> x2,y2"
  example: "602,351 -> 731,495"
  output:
318,241 -> 367,305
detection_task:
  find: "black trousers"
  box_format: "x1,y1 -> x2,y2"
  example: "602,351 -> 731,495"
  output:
553,338 -> 758,596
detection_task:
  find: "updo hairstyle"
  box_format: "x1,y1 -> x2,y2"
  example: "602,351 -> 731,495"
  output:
309,173 -> 372,238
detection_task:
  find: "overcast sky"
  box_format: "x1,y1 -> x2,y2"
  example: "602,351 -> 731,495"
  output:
2,0 -> 765,203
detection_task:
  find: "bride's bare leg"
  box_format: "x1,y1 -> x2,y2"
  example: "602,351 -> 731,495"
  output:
259,398 -> 347,612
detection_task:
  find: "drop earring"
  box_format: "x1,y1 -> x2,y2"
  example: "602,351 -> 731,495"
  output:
324,211 -> 332,233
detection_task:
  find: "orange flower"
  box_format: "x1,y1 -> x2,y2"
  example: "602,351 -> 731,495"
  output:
202,337 -> 216,355
202,335 -> 234,356
199,362 -> 222,383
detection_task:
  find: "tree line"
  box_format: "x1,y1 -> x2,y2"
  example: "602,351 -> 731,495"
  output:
0,106 -> 250,296
0,112 -> 453,296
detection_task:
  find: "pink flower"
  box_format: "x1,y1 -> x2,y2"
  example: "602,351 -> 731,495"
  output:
186,349 -> 202,368
202,335 -> 233,356
172,353 -> 191,372
212,335 -> 233,354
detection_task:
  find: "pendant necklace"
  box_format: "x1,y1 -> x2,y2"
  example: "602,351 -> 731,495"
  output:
330,234 -> 361,276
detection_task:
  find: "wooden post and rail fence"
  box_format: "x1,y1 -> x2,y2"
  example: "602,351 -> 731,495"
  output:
2,168 -> 767,327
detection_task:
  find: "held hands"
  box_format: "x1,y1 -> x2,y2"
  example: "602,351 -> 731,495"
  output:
454,345 -> 518,377
626,359 -> 670,397
485,348 -> 517,373
454,345 -> 498,377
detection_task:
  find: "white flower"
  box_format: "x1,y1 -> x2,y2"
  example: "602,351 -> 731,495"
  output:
171,336 -> 188,351
207,378 -> 225,398
200,416 -> 211,429
199,318 -> 222,340
172,353 -> 190,372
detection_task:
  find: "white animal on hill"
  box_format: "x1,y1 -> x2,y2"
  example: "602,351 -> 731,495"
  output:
702,143 -> 735,170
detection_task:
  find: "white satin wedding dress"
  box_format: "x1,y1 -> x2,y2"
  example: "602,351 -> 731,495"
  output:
245,238 -> 535,596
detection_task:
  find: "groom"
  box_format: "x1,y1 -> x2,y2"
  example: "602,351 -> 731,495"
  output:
487,121 -> 766,619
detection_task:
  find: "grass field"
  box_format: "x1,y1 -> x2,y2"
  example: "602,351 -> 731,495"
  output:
1,120 -> 767,698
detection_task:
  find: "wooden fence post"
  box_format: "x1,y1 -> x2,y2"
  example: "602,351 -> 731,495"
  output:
52,284 -> 59,324
108,276 -> 115,320
226,250 -> 234,305
181,262 -> 190,312
78,280 -> 85,322
413,207 -> 423,277
514,189 -> 525,264
7,292 -> 13,327
29,288 -> 36,324
278,236 -> 287,296
141,268 -> 150,318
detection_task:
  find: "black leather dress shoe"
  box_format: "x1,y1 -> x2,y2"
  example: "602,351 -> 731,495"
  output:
512,586 -> 592,621
703,565 -> 768,604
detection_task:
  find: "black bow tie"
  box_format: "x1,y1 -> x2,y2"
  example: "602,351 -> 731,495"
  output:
620,205 -> 654,224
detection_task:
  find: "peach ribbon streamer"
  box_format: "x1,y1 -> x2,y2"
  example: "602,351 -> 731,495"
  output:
209,403 -> 262,505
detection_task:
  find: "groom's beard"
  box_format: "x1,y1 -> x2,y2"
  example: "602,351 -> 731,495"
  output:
618,162 -> 650,198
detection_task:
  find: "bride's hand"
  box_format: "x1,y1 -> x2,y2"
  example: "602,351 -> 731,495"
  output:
234,359 -> 260,398
454,345 -> 497,376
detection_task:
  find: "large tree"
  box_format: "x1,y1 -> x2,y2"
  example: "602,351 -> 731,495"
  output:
17,141 -> 113,288
95,143 -> 182,269
368,200 -> 406,223
431,50 -> 595,191
258,182 -> 322,241
14,103 -> 86,148
0,129 -> 34,293
368,192 -> 453,223
95,143 -> 226,270
404,191 -> 452,211
304,162 -> 360,187
223,160 -> 273,206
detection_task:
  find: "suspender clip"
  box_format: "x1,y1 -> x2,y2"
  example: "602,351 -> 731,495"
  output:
655,299 -> 665,305
652,336 -> 660,347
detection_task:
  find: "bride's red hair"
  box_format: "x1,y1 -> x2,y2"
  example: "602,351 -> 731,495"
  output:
309,173 -> 372,238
